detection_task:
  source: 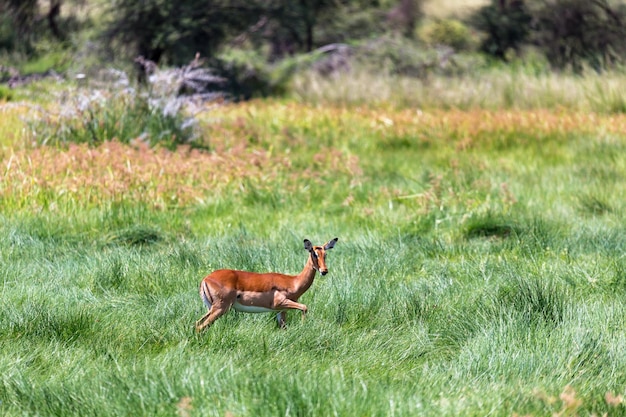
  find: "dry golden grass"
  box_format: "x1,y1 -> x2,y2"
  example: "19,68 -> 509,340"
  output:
1,140 -> 290,209
202,101 -> 626,148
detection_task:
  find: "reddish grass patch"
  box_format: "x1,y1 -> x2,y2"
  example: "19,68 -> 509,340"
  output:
1,140 -> 291,209
202,102 -> 626,153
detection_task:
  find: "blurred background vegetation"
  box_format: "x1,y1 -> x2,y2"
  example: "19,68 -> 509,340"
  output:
3,0 -> 626,102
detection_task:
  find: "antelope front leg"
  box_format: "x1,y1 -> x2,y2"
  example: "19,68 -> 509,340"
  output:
274,294 -> 308,322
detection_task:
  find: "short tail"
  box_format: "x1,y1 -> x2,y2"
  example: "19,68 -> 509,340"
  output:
199,280 -> 213,310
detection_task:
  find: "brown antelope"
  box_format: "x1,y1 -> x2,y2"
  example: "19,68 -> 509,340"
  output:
195,238 -> 338,332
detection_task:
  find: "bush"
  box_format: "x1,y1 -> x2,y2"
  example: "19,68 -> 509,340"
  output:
313,6 -> 387,46
356,36 -> 435,77
211,49 -> 291,100
0,84 -> 13,101
27,57 -> 220,149
38,94 -> 193,149
418,19 -> 475,52
351,35 -> 483,78
28,91 -> 197,149
470,0 -> 532,60
0,13 -> 17,52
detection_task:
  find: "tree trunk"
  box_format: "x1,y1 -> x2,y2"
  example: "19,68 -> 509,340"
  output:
47,0 -> 63,40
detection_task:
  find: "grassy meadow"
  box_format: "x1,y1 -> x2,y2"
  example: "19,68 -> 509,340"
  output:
2,79 -> 626,416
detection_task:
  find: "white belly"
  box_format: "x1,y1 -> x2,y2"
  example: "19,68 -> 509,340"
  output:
232,302 -> 276,313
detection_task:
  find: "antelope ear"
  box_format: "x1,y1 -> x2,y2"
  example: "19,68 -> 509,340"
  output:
324,238 -> 338,250
303,239 -> 313,252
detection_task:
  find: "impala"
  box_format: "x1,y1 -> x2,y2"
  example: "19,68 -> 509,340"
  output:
195,238 -> 338,332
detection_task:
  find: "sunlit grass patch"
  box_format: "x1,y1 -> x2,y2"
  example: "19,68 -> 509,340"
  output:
0,140 -> 294,210
202,101 -> 626,152
3,101 -> 626,240
291,68 -> 626,114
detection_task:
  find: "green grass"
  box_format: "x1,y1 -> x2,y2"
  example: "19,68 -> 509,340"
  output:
2,216 -> 626,416
19,48 -> 72,75
1,95 -> 626,415
291,66 -> 626,113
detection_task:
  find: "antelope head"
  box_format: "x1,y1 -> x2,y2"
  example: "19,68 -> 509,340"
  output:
304,237 -> 338,276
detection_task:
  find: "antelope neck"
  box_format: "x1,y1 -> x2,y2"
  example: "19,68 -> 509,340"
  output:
292,254 -> 318,291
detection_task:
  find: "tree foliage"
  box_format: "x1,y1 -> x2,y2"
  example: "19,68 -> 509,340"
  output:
0,0 -> 39,52
0,0 -> 76,52
532,0 -> 626,72
470,0 -> 532,60
104,0 -> 261,65
103,0 -> 362,65
469,0 -> 626,72
262,0 -> 337,57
